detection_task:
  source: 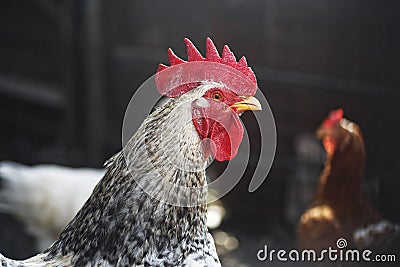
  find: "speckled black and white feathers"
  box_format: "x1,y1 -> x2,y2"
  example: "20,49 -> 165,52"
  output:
0,84 -> 221,267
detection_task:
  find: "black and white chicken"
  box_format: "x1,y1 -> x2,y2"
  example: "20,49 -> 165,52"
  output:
0,38 -> 262,266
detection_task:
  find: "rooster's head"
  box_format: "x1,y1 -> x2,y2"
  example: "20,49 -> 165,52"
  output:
156,38 -> 261,162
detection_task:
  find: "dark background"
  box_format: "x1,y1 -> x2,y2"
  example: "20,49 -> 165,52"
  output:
0,0 -> 399,265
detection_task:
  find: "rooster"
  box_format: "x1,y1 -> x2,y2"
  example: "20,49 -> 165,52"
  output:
0,37 -> 262,266
297,109 -> 399,255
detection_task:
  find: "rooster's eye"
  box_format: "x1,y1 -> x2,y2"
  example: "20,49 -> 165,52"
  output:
211,91 -> 223,101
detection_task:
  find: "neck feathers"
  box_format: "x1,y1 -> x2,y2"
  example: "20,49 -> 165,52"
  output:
44,93 -> 211,266
316,129 -> 366,203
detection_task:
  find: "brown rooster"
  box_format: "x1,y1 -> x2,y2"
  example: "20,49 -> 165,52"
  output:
0,38 -> 262,266
297,109 -> 382,251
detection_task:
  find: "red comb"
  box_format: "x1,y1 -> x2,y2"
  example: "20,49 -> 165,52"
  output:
323,109 -> 344,127
156,37 -> 257,98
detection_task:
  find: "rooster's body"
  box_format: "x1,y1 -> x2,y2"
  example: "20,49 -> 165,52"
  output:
0,38 -> 262,266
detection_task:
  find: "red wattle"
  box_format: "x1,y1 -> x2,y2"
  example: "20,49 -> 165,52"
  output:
323,137 -> 336,155
192,99 -> 244,162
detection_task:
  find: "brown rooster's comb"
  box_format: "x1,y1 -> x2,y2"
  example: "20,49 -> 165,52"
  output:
156,37 -> 257,98
323,109 -> 344,127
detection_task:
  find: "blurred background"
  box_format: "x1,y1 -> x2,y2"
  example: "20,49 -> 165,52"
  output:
0,0 -> 399,266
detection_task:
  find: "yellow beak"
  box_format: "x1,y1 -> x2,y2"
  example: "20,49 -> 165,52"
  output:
230,96 -> 262,113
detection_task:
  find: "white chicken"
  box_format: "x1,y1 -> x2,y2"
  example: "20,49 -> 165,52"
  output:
0,161 -> 104,250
